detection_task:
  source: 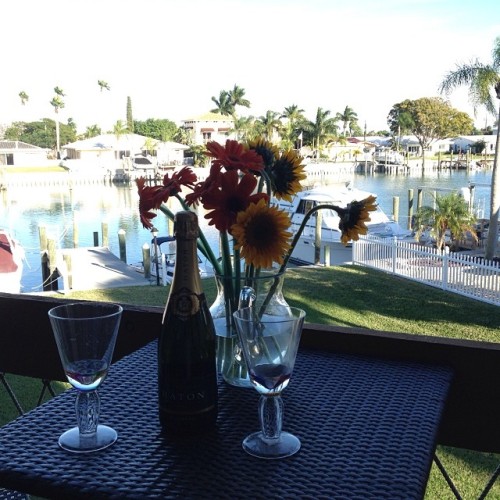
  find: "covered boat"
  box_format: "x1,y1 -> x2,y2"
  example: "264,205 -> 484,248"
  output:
0,230 -> 24,293
277,183 -> 413,265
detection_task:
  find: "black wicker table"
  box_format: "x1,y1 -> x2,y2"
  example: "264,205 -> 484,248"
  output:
0,340 -> 452,499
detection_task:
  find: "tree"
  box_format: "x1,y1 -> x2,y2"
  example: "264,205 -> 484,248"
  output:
98,80 -> 110,92
256,110 -> 282,141
230,115 -> 256,141
304,107 -> 339,155
84,124 -> 101,139
414,192 -> 478,251
18,91 -> 29,105
227,84 -> 250,116
50,86 -> 65,157
439,36 -> 500,260
210,91 -> 233,116
387,97 -> 473,169
281,104 -> 306,149
211,84 -> 250,118
113,120 -> 128,140
5,119 -> 76,149
126,96 -> 134,133
335,105 -> 358,136
134,118 -> 178,141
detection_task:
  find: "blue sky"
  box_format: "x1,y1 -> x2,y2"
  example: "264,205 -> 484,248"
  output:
2,0 -> 499,133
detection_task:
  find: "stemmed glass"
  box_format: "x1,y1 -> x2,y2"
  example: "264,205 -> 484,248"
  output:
233,306 -> 306,459
48,302 -> 123,453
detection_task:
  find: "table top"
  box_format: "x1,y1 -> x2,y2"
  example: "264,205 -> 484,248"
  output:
0,340 -> 452,499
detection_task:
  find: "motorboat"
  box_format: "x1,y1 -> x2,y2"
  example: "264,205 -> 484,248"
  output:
0,230 -> 25,293
132,155 -> 157,171
276,183 -> 413,265
373,148 -> 405,165
149,235 -> 215,284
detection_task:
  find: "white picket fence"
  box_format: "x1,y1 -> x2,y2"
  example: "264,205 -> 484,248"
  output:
353,235 -> 500,306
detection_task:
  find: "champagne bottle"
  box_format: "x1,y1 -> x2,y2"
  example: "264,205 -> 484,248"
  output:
158,210 -> 218,433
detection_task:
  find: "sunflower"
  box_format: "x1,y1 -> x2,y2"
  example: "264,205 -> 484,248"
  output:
268,149 -> 307,201
231,198 -> 292,269
202,170 -> 268,232
338,195 -> 378,245
246,138 -> 279,170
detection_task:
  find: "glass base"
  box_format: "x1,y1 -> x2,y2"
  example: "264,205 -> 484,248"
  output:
242,431 -> 300,459
58,424 -> 117,453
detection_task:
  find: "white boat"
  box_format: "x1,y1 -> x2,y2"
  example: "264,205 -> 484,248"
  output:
0,230 -> 25,293
277,184 -> 413,265
373,148 -> 405,165
149,235 -> 215,284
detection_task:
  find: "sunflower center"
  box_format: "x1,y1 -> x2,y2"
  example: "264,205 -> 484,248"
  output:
245,214 -> 275,248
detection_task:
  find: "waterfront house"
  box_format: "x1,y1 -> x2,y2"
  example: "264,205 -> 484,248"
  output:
451,135 -> 497,155
399,135 -> 453,157
62,134 -> 189,169
0,140 -> 49,167
181,112 -> 234,145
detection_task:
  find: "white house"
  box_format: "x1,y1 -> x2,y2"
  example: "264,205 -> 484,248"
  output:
181,112 -> 234,145
399,135 -> 453,156
62,134 -> 188,168
0,140 -> 49,166
450,135 -> 497,154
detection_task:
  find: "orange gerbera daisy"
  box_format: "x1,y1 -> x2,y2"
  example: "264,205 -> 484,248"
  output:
231,198 -> 292,269
338,195 -> 378,245
202,170 -> 268,232
205,139 -> 265,172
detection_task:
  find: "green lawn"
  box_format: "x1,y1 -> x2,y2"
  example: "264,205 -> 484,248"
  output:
2,265 -> 500,499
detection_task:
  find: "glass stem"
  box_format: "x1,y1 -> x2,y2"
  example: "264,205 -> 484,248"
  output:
259,395 -> 283,444
76,390 -> 100,435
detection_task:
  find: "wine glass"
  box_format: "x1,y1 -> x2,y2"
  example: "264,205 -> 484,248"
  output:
233,306 -> 306,459
48,302 -> 123,453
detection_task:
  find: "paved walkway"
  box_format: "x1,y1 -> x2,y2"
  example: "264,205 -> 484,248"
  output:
57,247 -> 151,291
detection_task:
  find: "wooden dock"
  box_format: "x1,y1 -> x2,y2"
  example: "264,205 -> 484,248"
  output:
57,247 -> 151,291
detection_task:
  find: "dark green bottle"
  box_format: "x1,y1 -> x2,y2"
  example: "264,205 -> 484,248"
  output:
158,211 -> 218,433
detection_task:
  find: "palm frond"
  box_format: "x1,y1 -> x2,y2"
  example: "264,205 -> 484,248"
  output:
492,36 -> 500,70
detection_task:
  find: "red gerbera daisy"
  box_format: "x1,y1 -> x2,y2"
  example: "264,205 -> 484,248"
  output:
202,170 -> 268,232
205,140 -> 265,172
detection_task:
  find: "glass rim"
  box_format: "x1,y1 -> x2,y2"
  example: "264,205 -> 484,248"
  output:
48,302 -> 123,321
233,306 -> 305,323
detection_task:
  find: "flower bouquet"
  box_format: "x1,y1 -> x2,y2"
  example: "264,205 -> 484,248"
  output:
137,139 -> 376,386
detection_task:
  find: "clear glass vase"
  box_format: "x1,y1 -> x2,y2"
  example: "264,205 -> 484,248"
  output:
210,270 -> 290,388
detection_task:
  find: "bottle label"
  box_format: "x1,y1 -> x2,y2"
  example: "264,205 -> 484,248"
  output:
170,287 -> 205,319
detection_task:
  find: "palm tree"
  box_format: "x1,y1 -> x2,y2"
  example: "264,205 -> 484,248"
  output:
439,36 -> 500,260
304,107 -> 339,156
98,80 -> 111,92
231,115 -> 255,141
256,110 -> 282,141
335,106 -> 358,137
227,84 -> 250,115
97,80 -> 111,132
18,91 -> 29,105
414,192 -> 478,251
84,124 -> 101,139
281,105 -> 305,149
50,87 -> 65,157
113,120 -> 128,159
210,91 -> 233,116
